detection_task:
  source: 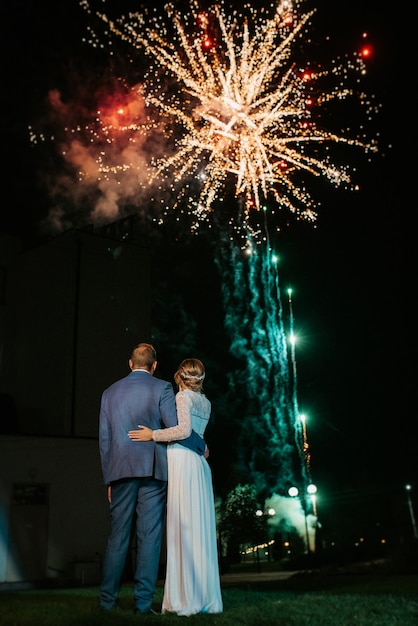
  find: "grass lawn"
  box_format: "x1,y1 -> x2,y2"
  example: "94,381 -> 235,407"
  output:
1,560 -> 417,626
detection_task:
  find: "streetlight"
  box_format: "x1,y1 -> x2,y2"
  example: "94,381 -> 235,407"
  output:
307,483 -> 317,516
288,485 -> 317,554
405,484 -> 418,539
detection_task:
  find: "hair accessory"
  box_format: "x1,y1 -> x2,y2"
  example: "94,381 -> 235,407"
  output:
181,372 -> 205,381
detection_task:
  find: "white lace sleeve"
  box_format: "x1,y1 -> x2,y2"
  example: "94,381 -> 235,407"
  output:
152,392 -> 192,442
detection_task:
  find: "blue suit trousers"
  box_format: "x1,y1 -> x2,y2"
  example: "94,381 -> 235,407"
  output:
99,477 -> 167,612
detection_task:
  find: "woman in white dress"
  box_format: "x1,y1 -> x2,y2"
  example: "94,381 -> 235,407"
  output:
128,358 -> 223,616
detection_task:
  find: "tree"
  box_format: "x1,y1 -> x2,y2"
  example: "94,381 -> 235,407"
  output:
218,484 -> 266,565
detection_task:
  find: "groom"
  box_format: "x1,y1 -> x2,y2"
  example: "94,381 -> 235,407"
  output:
98,342 -> 205,614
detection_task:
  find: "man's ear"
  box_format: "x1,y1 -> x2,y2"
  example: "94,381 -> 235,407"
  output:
129,359 -> 133,370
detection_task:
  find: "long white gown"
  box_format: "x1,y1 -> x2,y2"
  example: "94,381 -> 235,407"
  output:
152,388 -> 223,616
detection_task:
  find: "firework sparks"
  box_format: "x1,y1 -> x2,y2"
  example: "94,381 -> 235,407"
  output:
80,0 -> 379,232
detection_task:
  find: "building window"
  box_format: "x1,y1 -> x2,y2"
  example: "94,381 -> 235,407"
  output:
12,483 -> 49,506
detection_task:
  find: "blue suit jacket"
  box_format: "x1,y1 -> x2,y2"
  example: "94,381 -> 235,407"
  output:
99,370 -> 205,485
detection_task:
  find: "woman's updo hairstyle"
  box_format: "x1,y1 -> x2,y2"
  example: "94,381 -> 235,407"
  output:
174,358 -> 205,392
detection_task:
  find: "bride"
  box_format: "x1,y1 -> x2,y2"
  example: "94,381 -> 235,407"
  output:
129,357 -> 223,616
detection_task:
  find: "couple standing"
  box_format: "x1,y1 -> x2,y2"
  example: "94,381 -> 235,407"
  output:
98,342 -> 223,616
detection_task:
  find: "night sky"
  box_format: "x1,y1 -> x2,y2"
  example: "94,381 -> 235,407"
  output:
2,1 -> 416,539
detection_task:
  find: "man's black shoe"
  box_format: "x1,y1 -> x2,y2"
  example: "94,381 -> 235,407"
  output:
100,604 -> 119,612
134,608 -> 160,616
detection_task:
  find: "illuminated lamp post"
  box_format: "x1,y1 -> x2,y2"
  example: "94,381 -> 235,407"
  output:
307,483 -> 318,516
288,485 -> 317,554
405,484 -> 418,539
306,484 -> 318,552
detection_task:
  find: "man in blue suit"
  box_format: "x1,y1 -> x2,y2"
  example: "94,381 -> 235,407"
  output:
99,343 -> 206,614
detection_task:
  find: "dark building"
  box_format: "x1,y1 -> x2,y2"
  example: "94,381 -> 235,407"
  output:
0,223 -> 151,586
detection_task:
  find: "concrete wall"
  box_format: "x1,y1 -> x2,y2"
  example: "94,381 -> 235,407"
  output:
0,435 -> 109,586
1,227 -> 151,438
0,222 -> 152,585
